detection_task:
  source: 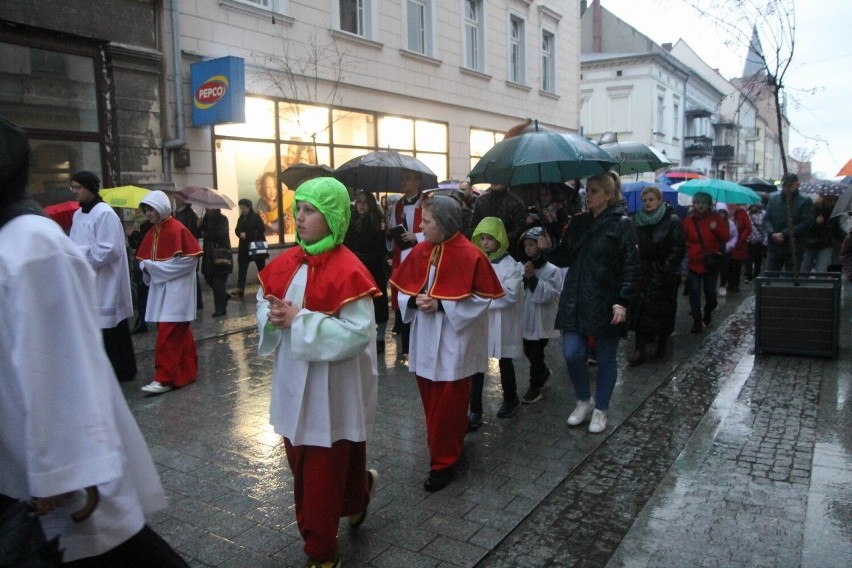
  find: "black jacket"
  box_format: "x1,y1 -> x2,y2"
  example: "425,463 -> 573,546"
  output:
200,211 -> 232,275
235,210 -> 266,257
552,205 -> 640,338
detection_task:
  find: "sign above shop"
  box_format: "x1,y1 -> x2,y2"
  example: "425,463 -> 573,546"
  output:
190,56 -> 245,126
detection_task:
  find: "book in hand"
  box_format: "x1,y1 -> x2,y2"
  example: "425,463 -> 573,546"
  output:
390,225 -> 414,250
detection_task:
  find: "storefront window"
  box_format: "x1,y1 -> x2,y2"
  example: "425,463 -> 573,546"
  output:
332,110 -> 375,147
279,102 -> 330,144
378,116 -> 414,150
216,98 -> 276,139
470,128 -> 504,174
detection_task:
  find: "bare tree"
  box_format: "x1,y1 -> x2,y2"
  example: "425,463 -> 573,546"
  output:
251,33 -> 352,147
683,0 -> 804,273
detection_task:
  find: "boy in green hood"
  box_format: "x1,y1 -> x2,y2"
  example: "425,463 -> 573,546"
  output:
469,217 -> 525,427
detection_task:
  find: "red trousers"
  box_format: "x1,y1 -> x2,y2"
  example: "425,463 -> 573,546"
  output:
416,376 -> 471,471
154,322 -> 197,387
284,438 -> 369,562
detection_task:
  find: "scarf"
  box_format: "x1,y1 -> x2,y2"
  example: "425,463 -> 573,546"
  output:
633,204 -> 667,227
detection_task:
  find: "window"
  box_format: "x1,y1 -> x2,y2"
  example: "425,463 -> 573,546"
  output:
339,0 -> 372,38
541,30 -> 555,93
656,95 -> 665,134
469,128 -> 504,173
464,0 -> 485,71
509,15 -> 525,84
232,0 -> 287,13
673,102 -> 680,139
405,0 -> 433,56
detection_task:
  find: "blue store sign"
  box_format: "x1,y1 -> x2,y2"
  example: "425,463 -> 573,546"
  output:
190,56 -> 245,126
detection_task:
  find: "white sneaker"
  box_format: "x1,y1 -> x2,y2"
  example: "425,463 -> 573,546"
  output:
141,381 -> 173,394
588,409 -> 607,433
566,397 -> 595,426
718,286 -> 727,297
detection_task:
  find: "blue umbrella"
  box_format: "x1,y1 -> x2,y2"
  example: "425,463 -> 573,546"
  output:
622,181 -> 685,216
677,178 -> 761,205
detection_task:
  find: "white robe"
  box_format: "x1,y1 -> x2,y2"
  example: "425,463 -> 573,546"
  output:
487,256 -> 524,359
399,265 -> 491,381
140,256 -> 198,322
256,266 -> 378,447
0,215 -> 166,562
69,201 -> 134,328
522,261 -> 563,340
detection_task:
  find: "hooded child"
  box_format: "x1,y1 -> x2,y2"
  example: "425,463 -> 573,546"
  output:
136,190 -> 203,395
256,176 -> 381,568
390,196 -> 505,492
467,217 -> 524,430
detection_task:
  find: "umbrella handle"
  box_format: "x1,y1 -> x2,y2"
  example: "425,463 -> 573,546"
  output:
71,486 -> 100,523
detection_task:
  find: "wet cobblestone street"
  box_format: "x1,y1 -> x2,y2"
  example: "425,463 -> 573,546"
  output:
122,285 -> 852,567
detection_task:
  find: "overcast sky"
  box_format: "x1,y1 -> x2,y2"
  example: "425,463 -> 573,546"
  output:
598,0 -> 851,179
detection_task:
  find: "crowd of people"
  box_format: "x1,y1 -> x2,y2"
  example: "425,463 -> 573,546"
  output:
6,107 -> 851,567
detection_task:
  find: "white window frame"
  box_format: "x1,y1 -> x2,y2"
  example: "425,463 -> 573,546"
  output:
508,13 -> 526,85
463,0 -> 485,72
656,95 -> 666,134
672,101 -> 680,140
404,0 -> 434,57
221,0 -> 290,19
335,0 -> 375,39
540,29 -> 556,93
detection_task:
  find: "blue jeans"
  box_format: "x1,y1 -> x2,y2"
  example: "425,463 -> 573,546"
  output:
688,269 -> 718,326
562,332 -> 620,410
801,247 -> 833,274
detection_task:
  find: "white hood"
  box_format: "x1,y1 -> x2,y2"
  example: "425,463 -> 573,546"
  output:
140,190 -> 172,220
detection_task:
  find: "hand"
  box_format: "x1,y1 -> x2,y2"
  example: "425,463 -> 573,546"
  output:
31,493 -> 71,515
415,293 -> 438,313
402,230 -> 417,243
771,232 -> 785,244
239,232 -> 246,239
709,221 -> 717,230
265,294 -> 299,329
259,211 -> 269,224
611,304 -> 627,325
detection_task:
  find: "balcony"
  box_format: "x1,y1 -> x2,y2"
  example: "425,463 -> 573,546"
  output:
743,127 -> 760,139
684,136 -> 713,156
713,145 -> 735,160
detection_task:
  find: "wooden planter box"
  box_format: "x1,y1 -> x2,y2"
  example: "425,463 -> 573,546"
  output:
754,272 -> 841,359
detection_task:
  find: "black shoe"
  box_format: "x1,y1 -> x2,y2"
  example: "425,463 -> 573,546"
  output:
468,411 -> 483,431
212,310 -> 226,317
521,387 -> 542,404
423,468 -> 454,492
691,322 -> 703,334
703,312 -> 712,326
497,398 -> 521,418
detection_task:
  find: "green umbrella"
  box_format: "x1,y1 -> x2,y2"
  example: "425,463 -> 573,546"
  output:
468,131 -> 617,186
600,141 -> 673,175
677,178 -> 761,205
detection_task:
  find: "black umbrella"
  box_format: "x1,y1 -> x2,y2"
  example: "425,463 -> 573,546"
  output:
830,183 -> 852,219
799,180 -> 846,197
280,163 -> 334,190
334,151 -> 438,192
738,176 -> 776,191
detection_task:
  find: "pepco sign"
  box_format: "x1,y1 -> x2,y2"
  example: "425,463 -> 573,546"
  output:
190,56 -> 245,126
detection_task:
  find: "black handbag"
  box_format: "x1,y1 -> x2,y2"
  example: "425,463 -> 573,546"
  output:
0,499 -> 62,567
212,247 -> 232,267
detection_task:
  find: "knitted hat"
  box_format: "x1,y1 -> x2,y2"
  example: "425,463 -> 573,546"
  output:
238,198 -> 253,209
71,170 -> 101,195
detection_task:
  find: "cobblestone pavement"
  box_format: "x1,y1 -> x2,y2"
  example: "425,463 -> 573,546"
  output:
122,283 -> 852,567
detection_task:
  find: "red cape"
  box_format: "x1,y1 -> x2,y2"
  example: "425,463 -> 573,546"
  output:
136,216 -> 202,260
390,232 -> 505,301
258,245 -> 381,315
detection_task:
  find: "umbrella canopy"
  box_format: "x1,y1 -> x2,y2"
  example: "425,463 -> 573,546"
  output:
738,176 -> 775,191
100,185 -> 151,208
600,141 -> 673,175
43,200 -> 80,231
179,186 -> 236,209
334,150 -> 438,192
468,131 -> 617,187
657,167 -> 706,186
621,181 -> 684,215
280,163 -> 334,190
836,158 -> 852,177
798,180 -> 846,197
677,178 -> 761,205
830,183 -> 852,219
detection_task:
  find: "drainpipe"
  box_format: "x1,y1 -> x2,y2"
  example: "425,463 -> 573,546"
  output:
162,0 -> 185,183
593,0 -> 602,53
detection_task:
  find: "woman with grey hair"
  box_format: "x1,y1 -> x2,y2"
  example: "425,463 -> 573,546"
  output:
390,196 -> 504,492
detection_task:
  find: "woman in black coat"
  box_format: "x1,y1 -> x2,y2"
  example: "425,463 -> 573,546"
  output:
628,187 -> 686,364
548,171 -> 640,434
200,208 -> 232,317
234,198 -> 267,297
344,190 -> 389,351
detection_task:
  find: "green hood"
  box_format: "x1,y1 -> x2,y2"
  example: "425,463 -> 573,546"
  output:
294,177 -> 351,256
472,216 -> 509,261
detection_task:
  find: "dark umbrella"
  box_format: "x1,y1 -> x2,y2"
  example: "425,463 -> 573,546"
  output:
334,151 -> 438,192
738,176 -> 776,191
179,186 -> 237,209
468,130 -> 617,186
600,141 -> 673,175
830,182 -> 852,219
280,163 -> 334,190
798,180 -> 845,197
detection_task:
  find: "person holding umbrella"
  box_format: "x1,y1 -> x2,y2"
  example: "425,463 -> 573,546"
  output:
683,192 -> 730,333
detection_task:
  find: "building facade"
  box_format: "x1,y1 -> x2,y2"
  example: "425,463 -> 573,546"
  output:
1,0 -> 581,244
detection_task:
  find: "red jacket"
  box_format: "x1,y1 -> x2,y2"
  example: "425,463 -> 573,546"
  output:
730,208 -> 752,261
684,211 -> 731,273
